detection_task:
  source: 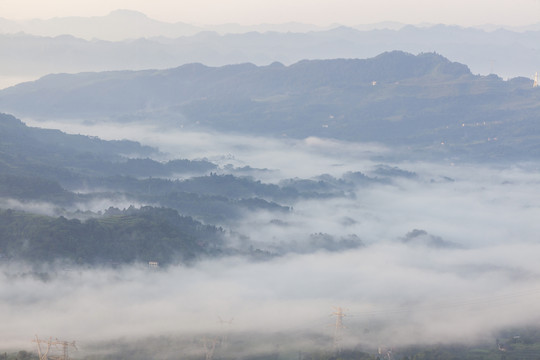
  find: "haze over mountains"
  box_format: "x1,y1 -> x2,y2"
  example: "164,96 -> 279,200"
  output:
4,9 -> 540,40
0,9 -> 332,39
3,8 -> 540,360
2,51 -> 539,162
3,106 -> 540,358
2,9 -> 540,89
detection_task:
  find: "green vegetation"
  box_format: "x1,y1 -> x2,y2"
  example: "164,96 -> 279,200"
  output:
0,206 -> 224,265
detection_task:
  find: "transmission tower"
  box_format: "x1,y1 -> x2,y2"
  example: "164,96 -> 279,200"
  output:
201,337 -> 219,360
331,306 -> 346,353
378,346 -> 394,360
33,336 -> 52,360
32,336 -> 77,360
217,316 -> 234,344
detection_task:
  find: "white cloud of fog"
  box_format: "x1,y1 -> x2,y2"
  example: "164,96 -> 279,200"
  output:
2,156 -> 540,354
0,198 -> 62,216
20,119 -> 387,182
4,121 -> 540,355
231,161 -> 540,250
0,196 -> 148,218
2,242 -> 540,352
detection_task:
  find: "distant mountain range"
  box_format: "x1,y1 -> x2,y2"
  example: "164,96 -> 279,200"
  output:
2,11 -> 540,88
0,9 -> 335,41
3,10 -> 540,40
0,10 -> 399,40
2,51 -> 539,162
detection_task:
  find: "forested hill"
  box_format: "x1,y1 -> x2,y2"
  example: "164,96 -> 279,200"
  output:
0,52 -> 471,120
0,112 -> 373,265
0,113 -> 215,183
0,206 -> 224,265
2,51 -> 540,161
0,112 -> 363,227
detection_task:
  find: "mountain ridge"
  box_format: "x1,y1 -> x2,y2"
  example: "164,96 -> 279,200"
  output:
2,23 -> 540,88
4,10 -> 540,40
2,51 -> 539,162
0,51 -> 473,117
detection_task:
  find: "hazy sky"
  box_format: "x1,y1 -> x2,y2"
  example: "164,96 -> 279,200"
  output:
1,0 -> 540,26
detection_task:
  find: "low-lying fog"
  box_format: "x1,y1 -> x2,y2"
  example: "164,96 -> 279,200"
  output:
4,119 -> 540,355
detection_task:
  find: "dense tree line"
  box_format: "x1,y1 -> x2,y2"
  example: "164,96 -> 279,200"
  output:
0,206 -> 224,265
